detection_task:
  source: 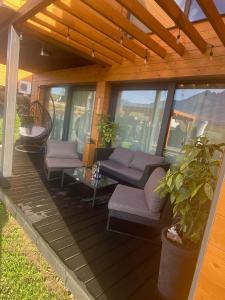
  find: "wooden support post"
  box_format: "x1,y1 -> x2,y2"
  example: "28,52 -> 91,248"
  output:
1,25 -> 20,178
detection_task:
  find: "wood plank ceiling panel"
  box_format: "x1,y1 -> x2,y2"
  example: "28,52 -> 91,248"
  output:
80,0 -> 167,58
56,0 -> 147,58
155,0 -> 207,53
32,13 -> 123,64
24,20 -> 113,66
42,4 -> 135,62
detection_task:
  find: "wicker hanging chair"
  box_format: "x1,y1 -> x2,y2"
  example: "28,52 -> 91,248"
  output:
15,95 -> 55,153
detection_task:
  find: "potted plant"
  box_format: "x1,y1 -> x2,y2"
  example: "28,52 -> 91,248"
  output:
97,114 -> 119,148
155,136 -> 224,300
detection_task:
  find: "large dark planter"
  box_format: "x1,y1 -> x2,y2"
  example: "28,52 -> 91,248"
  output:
157,228 -> 199,300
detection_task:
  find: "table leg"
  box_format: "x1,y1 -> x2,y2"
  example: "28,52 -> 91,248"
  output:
61,171 -> 65,188
92,187 -> 97,208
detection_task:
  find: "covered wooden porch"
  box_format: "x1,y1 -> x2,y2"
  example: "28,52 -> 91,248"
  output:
1,1 -> 225,300
0,150 -> 161,300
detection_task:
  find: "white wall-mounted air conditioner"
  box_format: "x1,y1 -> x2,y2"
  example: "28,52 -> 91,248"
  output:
18,80 -> 32,95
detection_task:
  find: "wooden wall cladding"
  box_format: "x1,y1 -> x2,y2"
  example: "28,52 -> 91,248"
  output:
193,180 -> 225,300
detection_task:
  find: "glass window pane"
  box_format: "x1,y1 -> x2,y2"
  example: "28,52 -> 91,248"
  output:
49,87 -> 67,140
129,14 -> 150,33
214,0 -> 225,14
165,85 -> 225,162
175,0 -> 186,11
189,0 -> 205,21
68,89 -> 95,153
114,89 -> 168,154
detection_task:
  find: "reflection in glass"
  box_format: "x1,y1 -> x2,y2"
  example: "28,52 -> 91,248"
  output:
165,85 -> 225,162
68,89 -> 95,153
49,87 -> 67,140
114,89 -> 167,154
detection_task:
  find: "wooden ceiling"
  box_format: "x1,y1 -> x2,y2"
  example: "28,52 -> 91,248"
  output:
2,0 -> 225,70
0,29 -> 94,73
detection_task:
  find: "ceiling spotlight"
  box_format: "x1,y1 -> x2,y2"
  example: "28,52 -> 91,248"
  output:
66,27 -> 70,40
144,50 -> 149,64
91,49 -> 95,58
120,32 -> 124,44
209,45 -> 214,61
176,28 -> 181,44
40,47 -> 50,57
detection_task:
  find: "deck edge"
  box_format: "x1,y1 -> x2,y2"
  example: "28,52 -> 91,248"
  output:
0,187 -> 95,300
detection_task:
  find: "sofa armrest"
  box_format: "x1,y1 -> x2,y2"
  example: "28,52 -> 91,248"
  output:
94,147 -> 115,162
138,161 -> 170,188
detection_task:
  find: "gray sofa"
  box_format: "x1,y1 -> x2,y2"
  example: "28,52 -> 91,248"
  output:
95,147 -> 170,188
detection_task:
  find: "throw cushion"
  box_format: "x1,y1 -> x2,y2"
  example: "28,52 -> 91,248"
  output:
144,167 -> 166,213
47,140 -> 78,159
109,147 -> 134,167
129,151 -> 164,171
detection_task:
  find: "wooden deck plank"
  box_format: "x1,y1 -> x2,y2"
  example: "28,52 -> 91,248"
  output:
2,151 -> 161,300
85,244 -> 159,298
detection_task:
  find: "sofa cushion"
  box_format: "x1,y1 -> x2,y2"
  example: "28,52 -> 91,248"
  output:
47,140 -> 78,159
101,160 -> 125,172
108,184 -> 160,220
129,151 -> 164,172
118,167 -> 142,181
144,167 -> 166,213
101,160 -> 142,181
109,147 -> 134,167
45,157 -> 83,169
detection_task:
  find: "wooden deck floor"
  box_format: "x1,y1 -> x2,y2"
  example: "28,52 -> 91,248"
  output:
1,151 -> 161,300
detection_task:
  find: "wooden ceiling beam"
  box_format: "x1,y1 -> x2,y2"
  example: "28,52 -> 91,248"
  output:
42,5 -> 135,62
24,20 -> 113,66
32,13 -> 123,64
197,0 -> 225,47
0,0 -> 55,34
56,0 -> 147,58
80,0 -> 166,58
155,0 -> 207,53
116,0 -> 185,56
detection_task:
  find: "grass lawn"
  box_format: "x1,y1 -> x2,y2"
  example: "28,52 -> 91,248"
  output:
0,202 -> 75,300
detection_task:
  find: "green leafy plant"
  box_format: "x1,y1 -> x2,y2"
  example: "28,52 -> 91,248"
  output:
97,114 -> 119,147
0,113 -> 21,144
155,136 -> 225,245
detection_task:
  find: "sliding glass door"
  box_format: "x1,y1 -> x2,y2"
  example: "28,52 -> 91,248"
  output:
165,84 -> 225,162
68,88 -> 96,153
114,88 -> 168,154
48,86 -> 68,140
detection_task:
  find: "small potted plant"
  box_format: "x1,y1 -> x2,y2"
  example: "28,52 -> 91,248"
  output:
97,114 -> 119,148
155,136 -> 224,300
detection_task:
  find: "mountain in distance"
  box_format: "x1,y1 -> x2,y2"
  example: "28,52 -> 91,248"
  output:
174,90 -> 225,122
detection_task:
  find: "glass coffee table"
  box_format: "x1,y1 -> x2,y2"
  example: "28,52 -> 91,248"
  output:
61,167 -> 118,208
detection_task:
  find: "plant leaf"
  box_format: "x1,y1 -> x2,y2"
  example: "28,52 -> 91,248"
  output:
204,183 -> 214,200
175,174 -> 183,190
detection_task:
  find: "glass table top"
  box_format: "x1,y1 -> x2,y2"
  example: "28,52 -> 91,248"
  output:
63,167 -> 118,190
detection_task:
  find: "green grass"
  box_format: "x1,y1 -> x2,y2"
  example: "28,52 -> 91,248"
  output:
0,202 -> 75,300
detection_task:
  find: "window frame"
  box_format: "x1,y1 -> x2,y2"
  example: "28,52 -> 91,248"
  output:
45,84 -> 96,142
110,80 -> 225,156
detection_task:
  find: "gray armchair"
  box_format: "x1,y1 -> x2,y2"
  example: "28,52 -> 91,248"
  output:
107,167 -> 172,235
44,140 -> 83,180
